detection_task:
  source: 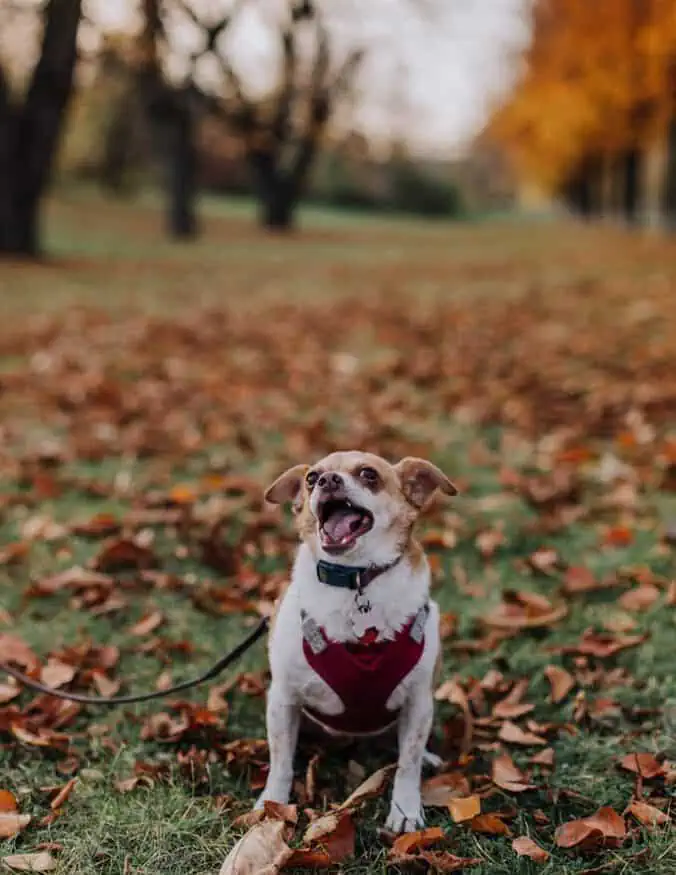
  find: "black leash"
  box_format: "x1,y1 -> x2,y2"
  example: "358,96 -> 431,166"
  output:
0,617 -> 269,706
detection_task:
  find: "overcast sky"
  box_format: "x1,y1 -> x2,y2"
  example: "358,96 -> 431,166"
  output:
88,0 -> 531,157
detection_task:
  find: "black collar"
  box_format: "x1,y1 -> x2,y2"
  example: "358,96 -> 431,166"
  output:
316,557 -> 401,591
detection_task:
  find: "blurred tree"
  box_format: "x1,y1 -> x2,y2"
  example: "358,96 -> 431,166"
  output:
174,0 -> 364,230
488,0 -> 676,225
0,0 -> 83,256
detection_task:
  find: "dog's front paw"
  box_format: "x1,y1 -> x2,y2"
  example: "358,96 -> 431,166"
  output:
386,796 -> 425,833
254,785 -> 290,810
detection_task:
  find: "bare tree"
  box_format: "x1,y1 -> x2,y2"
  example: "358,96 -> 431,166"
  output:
174,0 -> 364,230
0,0 -> 83,257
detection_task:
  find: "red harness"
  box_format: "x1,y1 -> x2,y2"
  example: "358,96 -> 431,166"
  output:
301,604 -> 428,736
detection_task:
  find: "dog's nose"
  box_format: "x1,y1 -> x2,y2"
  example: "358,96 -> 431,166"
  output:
317,472 -> 343,492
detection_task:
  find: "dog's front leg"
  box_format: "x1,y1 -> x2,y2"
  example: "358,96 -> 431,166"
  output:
386,689 -> 433,832
255,683 -> 301,808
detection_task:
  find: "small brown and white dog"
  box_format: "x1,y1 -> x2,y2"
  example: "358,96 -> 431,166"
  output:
256,450 -> 457,832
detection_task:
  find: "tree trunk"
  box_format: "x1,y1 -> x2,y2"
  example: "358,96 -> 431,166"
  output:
0,0 -> 82,257
261,185 -> 296,230
165,89 -> 198,239
622,148 -> 641,224
663,118 -> 676,228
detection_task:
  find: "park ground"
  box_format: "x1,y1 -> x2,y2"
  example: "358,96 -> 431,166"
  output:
1,192 -> 676,874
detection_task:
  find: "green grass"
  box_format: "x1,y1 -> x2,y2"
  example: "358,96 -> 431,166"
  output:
1,192 -> 676,873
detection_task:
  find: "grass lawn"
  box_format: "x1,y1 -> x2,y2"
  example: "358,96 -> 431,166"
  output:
1,192 -> 676,874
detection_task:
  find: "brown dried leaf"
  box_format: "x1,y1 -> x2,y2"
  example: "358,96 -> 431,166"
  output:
337,765 -> 392,812
492,754 -> 534,793
619,753 -> 665,779
421,773 -> 470,807
219,819 -> 292,875
626,800 -> 669,827
555,807 -> 626,850
0,814 -> 31,839
498,721 -> 547,747
619,584 -> 660,612
40,660 -> 76,689
544,665 -> 575,704
128,610 -> 164,637
512,836 -> 549,862
262,803 -> 297,825
2,852 -> 57,872
93,538 -> 157,573
0,792 -> 17,813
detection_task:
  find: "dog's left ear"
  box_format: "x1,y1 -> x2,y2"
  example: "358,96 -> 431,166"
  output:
394,457 -> 458,510
264,464 -> 309,510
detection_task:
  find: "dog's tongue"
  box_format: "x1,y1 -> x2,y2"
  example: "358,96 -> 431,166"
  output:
323,508 -> 362,542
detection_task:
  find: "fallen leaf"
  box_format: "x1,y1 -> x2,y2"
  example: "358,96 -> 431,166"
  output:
603,526 -> 633,547
512,836 -> 549,862
391,827 -> 446,855
619,584 -> 660,612
498,721 -> 547,746
626,800 -> 669,827
40,660 -> 76,689
422,773 -> 471,806
555,807 -> 626,850
128,610 -> 164,637
470,814 -> 511,836
492,754 -> 534,793
337,765 -> 392,811
93,538 -> 157,573
49,779 -> 77,811
219,820 -> 292,875
303,812 -> 355,863
544,665 -> 575,703
0,793 -> 17,814
530,748 -> 555,768
0,814 -> 31,840
2,852 -> 56,872
619,753 -> 665,779
448,795 -> 481,823
563,566 -> 598,594
483,591 -> 567,630
0,634 -> 39,671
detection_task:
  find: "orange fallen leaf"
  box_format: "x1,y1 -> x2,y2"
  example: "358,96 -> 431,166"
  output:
93,538 -> 157,573
512,836 -> 549,862
50,779 -> 77,812
337,765 -> 393,812
0,791 -> 17,813
483,591 -> 567,630
448,795 -> 481,823
626,800 -> 669,827
391,826 -> 446,855
544,665 -> 575,704
603,526 -> 633,547
470,813 -> 511,836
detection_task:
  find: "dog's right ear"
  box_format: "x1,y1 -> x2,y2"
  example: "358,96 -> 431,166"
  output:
264,464 -> 309,510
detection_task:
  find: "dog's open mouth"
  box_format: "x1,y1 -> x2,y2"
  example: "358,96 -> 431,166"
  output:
318,498 -> 374,553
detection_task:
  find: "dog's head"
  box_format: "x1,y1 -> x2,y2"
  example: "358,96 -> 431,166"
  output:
264,451 -> 457,566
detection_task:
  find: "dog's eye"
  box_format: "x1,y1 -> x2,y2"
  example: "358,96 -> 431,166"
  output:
306,470 -> 319,489
359,466 -> 379,485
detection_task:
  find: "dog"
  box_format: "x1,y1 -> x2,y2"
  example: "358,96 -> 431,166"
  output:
255,451 -> 457,832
